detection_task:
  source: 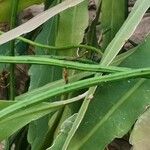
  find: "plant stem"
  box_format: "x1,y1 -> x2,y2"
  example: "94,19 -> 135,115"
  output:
0,31 -> 103,56
0,67 -> 150,120
16,72 -> 93,101
0,56 -> 131,73
18,36 -> 103,55
9,0 -> 19,100
5,1 -> 19,149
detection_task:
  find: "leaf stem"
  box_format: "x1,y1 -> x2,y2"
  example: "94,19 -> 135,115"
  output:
5,0 -> 19,149
0,31 -> 103,56
0,56 -> 131,73
9,0 -> 19,100
0,67 -> 150,120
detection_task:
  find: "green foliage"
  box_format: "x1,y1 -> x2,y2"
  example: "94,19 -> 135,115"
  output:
68,35 -> 150,150
0,0 -> 150,149
0,98 -> 80,140
101,0 -> 128,49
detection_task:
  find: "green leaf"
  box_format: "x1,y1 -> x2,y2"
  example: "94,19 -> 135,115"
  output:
52,1 -> 89,148
0,100 -> 15,109
0,55 -> 131,73
29,18 -> 60,91
101,0 -> 128,49
28,4 -> 61,149
101,0 -> 150,66
68,35 -> 150,150
0,98 -> 79,141
47,114 -> 77,150
130,108 -> 150,150
55,0 -> 88,56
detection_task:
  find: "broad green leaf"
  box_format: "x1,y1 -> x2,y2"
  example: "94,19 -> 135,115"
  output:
0,0 -> 43,22
0,98 -> 80,141
68,35 -> 150,150
101,0 -> 128,49
29,19 -> 60,90
47,114 -> 77,150
130,108 -> 150,150
55,0 -> 88,56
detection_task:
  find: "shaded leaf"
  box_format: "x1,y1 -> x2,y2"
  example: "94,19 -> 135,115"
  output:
0,43 -> 10,71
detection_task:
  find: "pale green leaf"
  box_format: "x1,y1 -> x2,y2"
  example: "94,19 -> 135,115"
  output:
55,0 -> 88,56
130,108 -> 150,150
